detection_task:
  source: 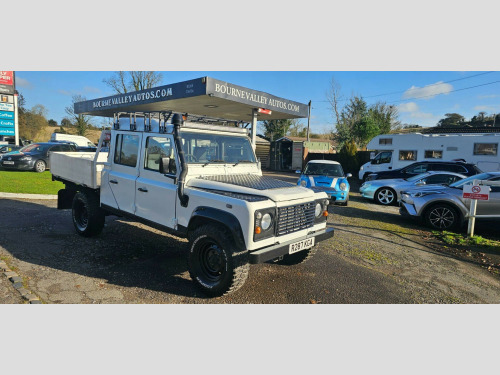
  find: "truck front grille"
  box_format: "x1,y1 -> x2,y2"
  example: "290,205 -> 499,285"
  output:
277,202 -> 315,236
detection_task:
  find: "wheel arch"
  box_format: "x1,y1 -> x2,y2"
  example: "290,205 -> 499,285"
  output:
188,207 -> 246,251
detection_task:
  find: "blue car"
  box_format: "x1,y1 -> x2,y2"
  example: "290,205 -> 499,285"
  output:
296,160 -> 352,206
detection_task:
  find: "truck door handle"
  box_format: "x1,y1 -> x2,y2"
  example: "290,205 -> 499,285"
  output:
138,187 -> 148,192
110,179 -> 118,184
388,167 -> 392,169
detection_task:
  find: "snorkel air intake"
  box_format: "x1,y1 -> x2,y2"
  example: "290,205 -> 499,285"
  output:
172,113 -> 189,207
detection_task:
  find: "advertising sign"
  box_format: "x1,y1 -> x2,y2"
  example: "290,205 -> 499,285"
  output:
0,110 -> 14,119
0,103 -> 14,111
0,71 -> 14,94
463,184 -> 490,201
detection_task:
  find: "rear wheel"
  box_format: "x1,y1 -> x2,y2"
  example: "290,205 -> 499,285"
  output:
424,204 -> 460,231
34,160 -> 46,173
188,224 -> 249,297
72,191 -> 105,237
374,187 -> 396,205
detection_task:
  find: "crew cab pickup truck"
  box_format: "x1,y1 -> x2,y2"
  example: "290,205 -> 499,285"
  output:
50,113 -> 334,296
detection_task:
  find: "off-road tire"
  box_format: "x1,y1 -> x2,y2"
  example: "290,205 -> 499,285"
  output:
34,159 -> 46,173
374,187 -> 396,205
424,203 -> 460,231
188,224 -> 249,297
72,191 -> 105,237
276,245 -> 318,266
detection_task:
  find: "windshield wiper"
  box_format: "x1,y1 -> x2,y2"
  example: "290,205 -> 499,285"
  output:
233,160 -> 254,166
202,160 -> 225,167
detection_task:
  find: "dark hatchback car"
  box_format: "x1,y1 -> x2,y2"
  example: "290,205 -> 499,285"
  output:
365,161 -> 481,181
0,142 -> 77,172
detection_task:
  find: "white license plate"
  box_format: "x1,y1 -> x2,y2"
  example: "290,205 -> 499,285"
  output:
289,238 -> 315,254
2,161 -> 14,165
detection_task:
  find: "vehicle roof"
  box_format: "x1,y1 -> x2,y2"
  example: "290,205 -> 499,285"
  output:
307,160 -> 340,165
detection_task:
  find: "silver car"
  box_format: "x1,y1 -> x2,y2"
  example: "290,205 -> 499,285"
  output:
400,172 -> 500,230
359,171 -> 466,205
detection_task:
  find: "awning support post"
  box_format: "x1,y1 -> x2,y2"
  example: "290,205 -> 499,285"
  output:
251,108 -> 258,150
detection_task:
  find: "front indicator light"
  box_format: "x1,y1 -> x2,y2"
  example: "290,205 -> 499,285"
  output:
323,210 -> 328,217
255,226 -> 262,234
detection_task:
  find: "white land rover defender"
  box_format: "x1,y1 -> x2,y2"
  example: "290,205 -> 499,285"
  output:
50,79 -> 334,296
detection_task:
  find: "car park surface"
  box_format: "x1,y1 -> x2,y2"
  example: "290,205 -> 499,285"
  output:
1,171 -> 500,304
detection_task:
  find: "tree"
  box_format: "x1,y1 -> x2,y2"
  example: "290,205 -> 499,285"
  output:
334,96 -> 368,147
437,113 -> 465,127
337,140 -> 359,175
48,119 -> 58,127
369,102 -> 401,134
65,95 -> 93,136
352,116 -> 379,149
260,119 -> 293,141
103,71 -> 163,94
60,117 -> 73,127
18,106 -> 49,140
287,119 -> 307,137
326,77 -> 343,125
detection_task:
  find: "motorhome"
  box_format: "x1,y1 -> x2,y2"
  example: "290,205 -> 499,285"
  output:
50,133 -> 96,148
359,132 -> 500,180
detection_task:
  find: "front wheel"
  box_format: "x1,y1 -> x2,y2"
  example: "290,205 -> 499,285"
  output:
72,191 -> 105,237
34,159 -> 46,173
188,224 -> 249,297
375,187 -> 396,205
424,204 -> 460,231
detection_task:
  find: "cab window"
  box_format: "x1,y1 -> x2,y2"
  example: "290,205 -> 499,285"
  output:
144,136 -> 176,173
371,151 -> 392,164
114,134 -> 140,167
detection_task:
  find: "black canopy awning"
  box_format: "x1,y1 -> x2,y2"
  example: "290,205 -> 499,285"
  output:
74,76 -> 309,122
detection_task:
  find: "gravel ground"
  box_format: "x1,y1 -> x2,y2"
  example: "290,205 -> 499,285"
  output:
0,171 -> 499,304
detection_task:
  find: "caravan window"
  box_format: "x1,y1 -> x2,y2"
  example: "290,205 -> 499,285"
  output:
474,143 -> 498,156
424,150 -> 443,159
379,138 -> 392,145
399,150 -> 417,161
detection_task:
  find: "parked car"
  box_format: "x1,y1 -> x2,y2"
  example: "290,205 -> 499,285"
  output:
365,160 -> 481,181
52,140 -> 97,153
360,171 -> 467,205
296,160 -> 352,205
0,145 -> 22,154
400,172 -> 500,230
0,142 -> 77,172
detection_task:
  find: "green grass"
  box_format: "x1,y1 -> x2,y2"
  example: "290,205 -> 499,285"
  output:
0,170 -> 63,194
433,231 -> 500,250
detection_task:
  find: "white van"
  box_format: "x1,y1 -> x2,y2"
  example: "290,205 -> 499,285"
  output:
50,133 -> 96,148
359,132 -> 500,180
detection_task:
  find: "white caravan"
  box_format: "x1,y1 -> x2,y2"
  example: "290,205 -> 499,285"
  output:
50,133 -> 96,148
358,132 -> 500,180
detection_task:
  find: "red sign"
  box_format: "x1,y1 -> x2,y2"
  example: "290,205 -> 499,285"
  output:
258,108 -> 272,115
0,71 -> 14,86
463,185 -> 489,200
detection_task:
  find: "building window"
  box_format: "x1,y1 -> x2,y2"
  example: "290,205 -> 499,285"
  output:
379,138 -> 392,145
114,134 -> 140,167
474,143 -> 498,156
424,150 -> 443,159
399,150 -> 417,161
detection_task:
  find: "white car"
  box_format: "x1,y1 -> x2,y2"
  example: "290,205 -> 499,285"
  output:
359,171 -> 466,205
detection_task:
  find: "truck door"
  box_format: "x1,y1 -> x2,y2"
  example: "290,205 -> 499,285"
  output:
104,132 -> 142,214
134,135 -> 179,229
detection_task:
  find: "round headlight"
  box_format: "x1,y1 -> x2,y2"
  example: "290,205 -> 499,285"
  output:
300,180 -> 307,187
315,203 -> 322,217
261,213 -> 272,230
340,182 -> 347,191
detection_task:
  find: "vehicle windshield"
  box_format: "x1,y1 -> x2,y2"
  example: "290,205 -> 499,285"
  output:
180,131 -> 256,164
19,144 -> 48,153
303,163 -> 344,177
449,173 -> 494,188
405,172 -> 431,182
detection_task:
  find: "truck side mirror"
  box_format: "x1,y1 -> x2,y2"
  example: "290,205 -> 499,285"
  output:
160,157 -> 171,174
